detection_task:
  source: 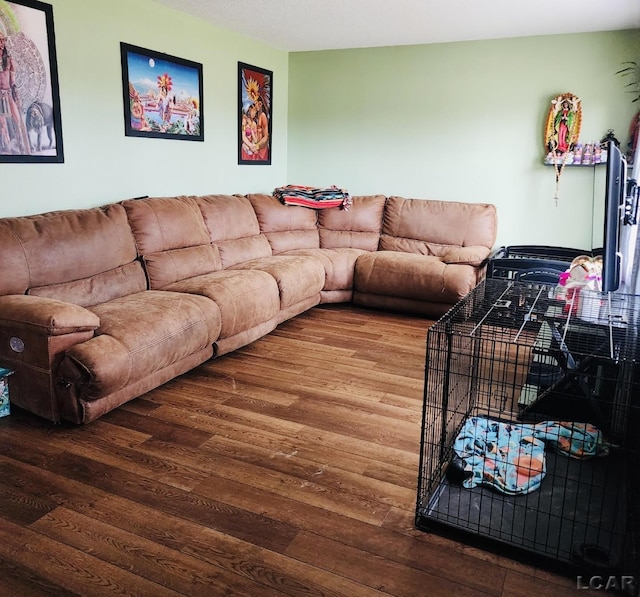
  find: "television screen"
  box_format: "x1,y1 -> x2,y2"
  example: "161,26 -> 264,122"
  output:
601,141 -> 626,292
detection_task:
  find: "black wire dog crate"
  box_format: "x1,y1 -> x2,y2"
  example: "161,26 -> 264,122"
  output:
416,279 -> 640,578
487,245 -> 597,284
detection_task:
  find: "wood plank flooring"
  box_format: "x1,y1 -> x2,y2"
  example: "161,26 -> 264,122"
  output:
0,304 -> 593,596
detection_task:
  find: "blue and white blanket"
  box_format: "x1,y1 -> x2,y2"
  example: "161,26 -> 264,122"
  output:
452,417 -> 609,495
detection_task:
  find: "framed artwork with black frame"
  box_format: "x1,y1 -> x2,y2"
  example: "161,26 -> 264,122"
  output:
120,42 -> 204,141
0,0 -> 64,163
238,61 -> 272,165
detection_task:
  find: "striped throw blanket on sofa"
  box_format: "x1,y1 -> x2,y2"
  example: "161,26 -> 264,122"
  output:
274,185 -> 352,210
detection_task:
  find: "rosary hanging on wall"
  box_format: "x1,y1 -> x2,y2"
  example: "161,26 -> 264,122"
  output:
543,92 -> 582,206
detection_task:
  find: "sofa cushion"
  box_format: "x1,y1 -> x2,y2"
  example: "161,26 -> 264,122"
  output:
230,255 -> 324,309
163,269 -> 280,341
216,235 -> 273,269
246,193 -> 319,254
196,194 -> 262,239
354,251 -> 479,305
282,248 -> 367,292
123,196 -> 222,288
63,290 -> 221,400
440,246 -> 492,266
142,245 -> 222,290
123,195 -> 211,253
318,195 -> 386,251
380,196 -> 497,256
0,204 -> 141,301
28,262 -> 147,308
195,194 -> 272,268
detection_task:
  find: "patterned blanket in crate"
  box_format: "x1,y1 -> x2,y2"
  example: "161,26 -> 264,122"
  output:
451,416 -> 609,495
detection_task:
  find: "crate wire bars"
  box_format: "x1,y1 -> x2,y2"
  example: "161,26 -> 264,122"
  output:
487,245 -> 593,284
416,279 -> 640,578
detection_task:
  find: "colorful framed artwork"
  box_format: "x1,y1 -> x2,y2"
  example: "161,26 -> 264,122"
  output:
0,0 -> 64,163
238,61 -> 272,165
120,42 -> 203,141
544,92 -> 582,157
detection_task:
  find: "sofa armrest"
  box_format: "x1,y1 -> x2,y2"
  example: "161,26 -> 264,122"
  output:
440,246 -> 492,267
0,294 -> 100,336
0,294 -> 99,422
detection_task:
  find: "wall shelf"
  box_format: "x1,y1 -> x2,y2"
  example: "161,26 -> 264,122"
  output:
543,162 -> 606,168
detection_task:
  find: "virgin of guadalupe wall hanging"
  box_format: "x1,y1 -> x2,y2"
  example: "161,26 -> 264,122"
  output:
544,92 -> 582,205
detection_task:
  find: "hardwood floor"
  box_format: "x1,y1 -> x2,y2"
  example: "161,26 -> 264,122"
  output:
0,305 -> 591,596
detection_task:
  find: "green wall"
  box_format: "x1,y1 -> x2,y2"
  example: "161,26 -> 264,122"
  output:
288,32 -> 639,249
0,0 -> 289,218
2,0 -> 638,251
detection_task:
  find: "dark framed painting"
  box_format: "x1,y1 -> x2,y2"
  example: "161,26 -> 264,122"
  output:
120,42 -> 203,141
238,61 -> 272,165
0,0 -> 64,163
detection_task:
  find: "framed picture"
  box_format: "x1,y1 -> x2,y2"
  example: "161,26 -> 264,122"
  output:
238,61 -> 272,165
120,42 -> 203,141
0,0 -> 64,163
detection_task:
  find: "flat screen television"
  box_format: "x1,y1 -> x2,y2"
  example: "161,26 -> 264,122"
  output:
601,141 -> 627,292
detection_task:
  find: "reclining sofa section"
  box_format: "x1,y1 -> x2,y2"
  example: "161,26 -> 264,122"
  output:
0,194 -> 497,424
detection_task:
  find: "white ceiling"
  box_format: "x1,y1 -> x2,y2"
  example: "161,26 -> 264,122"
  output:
154,0 -> 640,52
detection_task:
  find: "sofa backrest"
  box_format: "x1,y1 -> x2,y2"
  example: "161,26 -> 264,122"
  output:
0,204 -> 145,307
246,193 -> 320,254
195,194 -> 272,268
380,196 -> 497,255
318,195 -> 386,251
122,196 -> 222,289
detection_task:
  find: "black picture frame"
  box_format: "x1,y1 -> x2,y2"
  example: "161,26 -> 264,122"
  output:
238,61 -> 272,165
0,0 -> 64,163
120,42 -> 204,141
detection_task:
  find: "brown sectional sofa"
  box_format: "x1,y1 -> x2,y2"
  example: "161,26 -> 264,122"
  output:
0,193 -> 497,424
